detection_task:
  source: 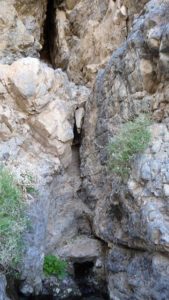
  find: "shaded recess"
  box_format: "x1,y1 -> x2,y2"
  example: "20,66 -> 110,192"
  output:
74,261 -> 95,295
40,0 -> 56,64
73,122 -> 82,146
40,0 -> 65,65
40,0 -> 68,67
74,261 -> 109,299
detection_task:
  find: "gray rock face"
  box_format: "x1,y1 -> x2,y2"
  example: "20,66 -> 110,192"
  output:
81,0 -> 169,298
108,246 -> 169,300
42,276 -> 81,299
0,276 -> 10,300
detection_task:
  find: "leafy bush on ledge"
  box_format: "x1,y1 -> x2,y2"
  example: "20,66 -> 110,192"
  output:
43,255 -> 68,279
0,167 -> 27,273
108,115 -> 151,177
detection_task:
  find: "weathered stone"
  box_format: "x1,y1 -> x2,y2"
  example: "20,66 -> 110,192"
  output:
46,146 -> 92,253
80,1 -> 169,298
0,0 -> 47,64
0,276 -> 10,300
66,0 -> 80,10
57,237 -> 102,262
107,246 -> 169,300
75,107 -> 85,133
2,0 -> 169,299
0,56 -> 90,294
42,276 -> 81,299
50,0 -> 130,85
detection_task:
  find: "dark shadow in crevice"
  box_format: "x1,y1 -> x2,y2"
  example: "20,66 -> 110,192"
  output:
74,261 -> 95,296
72,122 -> 82,147
73,261 -> 109,299
40,0 -> 66,66
40,0 -> 56,65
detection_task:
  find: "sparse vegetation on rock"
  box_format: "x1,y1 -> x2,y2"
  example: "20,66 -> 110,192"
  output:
43,255 -> 68,279
0,167 -> 27,273
108,115 -> 151,176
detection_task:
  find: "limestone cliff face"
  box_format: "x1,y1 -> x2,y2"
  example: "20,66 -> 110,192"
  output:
1,0 -> 169,299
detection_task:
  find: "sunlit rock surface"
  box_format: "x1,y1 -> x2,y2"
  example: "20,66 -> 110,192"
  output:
1,0 -> 169,299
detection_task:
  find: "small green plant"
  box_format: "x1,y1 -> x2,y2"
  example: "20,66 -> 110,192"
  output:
43,255 -> 67,279
0,167 -> 27,272
108,115 -> 151,177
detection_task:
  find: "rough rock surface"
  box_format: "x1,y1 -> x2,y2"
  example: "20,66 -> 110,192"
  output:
107,245 -> 169,300
81,0 -> 169,299
1,0 -> 169,299
0,56 -> 90,294
0,276 -> 10,300
42,275 -> 81,299
0,0 -> 47,64
50,0 -> 141,86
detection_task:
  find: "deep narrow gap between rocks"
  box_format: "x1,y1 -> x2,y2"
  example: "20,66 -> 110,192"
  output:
16,1 -> 109,299
40,0 -> 56,65
73,122 -> 82,147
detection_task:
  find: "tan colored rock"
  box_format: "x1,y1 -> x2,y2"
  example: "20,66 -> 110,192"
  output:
0,0 -> 47,64
31,101 -> 73,142
139,59 -> 158,93
49,0 -> 148,86
50,0 -> 128,86
8,58 -> 57,113
30,100 -> 74,166
0,57 -> 82,167
0,57 -> 89,168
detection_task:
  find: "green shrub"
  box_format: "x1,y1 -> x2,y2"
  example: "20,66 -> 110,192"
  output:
108,115 -> 151,176
43,255 -> 67,279
0,167 -> 27,272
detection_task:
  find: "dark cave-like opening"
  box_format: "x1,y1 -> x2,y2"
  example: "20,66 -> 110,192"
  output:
74,261 -> 95,296
40,0 -> 65,66
40,0 -> 56,65
73,122 -> 82,147
74,261 -> 94,278
73,261 -> 109,300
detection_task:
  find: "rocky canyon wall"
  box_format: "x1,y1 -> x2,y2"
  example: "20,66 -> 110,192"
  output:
1,0 -> 169,300
81,0 -> 169,299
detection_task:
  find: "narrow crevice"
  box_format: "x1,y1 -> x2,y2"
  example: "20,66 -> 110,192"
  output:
70,119 -> 82,172
40,0 -> 66,66
72,122 -> 82,147
40,0 -> 56,65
